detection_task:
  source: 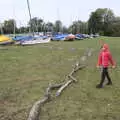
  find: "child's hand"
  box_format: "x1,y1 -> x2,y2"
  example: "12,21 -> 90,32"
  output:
112,66 -> 116,69
96,65 -> 100,68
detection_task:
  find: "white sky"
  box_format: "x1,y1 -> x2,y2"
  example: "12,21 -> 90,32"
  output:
0,0 -> 120,27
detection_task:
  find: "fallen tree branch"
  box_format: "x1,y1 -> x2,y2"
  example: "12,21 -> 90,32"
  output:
27,96 -> 49,120
45,83 -> 64,96
68,75 -> 77,82
69,64 -> 86,76
27,48 -> 93,120
28,83 -> 64,120
74,64 -> 86,72
56,80 -> 73,97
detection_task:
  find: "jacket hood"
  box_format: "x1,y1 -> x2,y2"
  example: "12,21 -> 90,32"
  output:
103,44 -> 109,51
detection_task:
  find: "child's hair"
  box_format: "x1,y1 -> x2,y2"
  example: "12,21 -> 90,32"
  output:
103,44 -> 109,50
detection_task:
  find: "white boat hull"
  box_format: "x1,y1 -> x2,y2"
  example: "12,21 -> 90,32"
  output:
21,38 -> 51,45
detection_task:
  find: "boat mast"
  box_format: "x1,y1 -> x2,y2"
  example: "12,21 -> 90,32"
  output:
27,0 -> 34,35
12,0 -> 16,37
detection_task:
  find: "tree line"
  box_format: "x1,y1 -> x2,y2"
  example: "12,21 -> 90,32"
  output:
0,8 -> 120,36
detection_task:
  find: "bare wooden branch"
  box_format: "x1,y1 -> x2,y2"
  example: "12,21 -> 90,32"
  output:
27,48 -> 93,120
74,65 -> 86,72
27,96 -> 49,120
56,80 -> 73,97
28,83 -> 64,120
69,69 -> 75,76
50,83 -> 64,90
68,75 -> 77,82
69,64 -> 86,76
45,83 -> 64,96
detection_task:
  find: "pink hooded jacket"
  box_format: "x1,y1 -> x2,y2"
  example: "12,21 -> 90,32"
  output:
97,44 -> 115,67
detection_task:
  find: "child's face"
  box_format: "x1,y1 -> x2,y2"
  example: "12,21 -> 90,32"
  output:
102,47 -> 105,51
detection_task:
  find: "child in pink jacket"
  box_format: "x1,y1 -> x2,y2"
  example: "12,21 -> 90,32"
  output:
96,44 -> 116,88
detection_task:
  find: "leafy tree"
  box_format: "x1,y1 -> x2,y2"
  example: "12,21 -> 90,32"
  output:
68,20 -> 88,34
103,9 -> 115,35
54,20 -> 62,33
111,17 -> 120,36
19,26 -> 29,33
45,22 -> 54,32
28,17 -> 43,32
88,8 -> 115,35
3,19 -> 17,34
0,23 -> 4,34
62,26 -> 68,33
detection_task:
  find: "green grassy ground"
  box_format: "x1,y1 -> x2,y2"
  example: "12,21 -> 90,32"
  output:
0,37 -> 120,120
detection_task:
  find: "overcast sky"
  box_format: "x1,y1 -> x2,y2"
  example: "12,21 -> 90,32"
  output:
0,0 -> 120,27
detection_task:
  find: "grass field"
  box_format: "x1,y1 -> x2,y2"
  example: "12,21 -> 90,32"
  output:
0,37 -> 120,120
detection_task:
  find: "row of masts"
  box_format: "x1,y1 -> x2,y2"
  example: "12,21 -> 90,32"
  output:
0,0 -> 86,35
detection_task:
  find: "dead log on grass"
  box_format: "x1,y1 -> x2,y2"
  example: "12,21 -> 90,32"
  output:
27,83 -> 64,120
27,48 -> 93,120
56,80 -> 73,97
